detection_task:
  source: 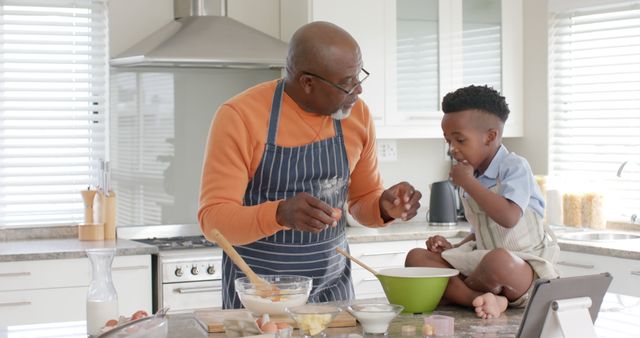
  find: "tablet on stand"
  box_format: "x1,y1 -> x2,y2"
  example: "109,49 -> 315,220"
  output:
516,272 -> 613,338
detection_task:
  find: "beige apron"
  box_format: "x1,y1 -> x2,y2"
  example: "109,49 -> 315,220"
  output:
442,182 -> 560,281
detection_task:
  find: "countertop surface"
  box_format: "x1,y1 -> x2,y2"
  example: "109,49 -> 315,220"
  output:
0,238 -> 157,262
2,221 -> 640,262
1,293 -> 638,338
344,221 -> 640,259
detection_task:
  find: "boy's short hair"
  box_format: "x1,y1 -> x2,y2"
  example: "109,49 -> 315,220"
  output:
442,85 -> 510,122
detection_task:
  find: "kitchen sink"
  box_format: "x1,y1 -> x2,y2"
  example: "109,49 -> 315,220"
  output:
557,231 -> 640,242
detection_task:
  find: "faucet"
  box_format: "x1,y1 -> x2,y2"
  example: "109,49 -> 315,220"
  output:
616,161 -> 638,223
617,161 -> 629,177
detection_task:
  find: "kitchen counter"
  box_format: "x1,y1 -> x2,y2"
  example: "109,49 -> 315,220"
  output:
2,293 -> 638,338
2,222 -> 640,262
0,238 -> 157,262
346,221 -> 640,260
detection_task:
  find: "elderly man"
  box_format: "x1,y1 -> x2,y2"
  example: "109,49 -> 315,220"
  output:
198,21 -> 422,309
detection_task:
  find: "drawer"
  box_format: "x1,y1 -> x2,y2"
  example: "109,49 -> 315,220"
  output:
0,287 -> 87,326
349,240 -> 420,270
558,251 -> 640,297
0,255 -> 151,292
352,269 -> 383,297
0,258 -> 89,291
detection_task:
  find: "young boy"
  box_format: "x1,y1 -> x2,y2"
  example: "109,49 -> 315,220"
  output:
405,85 -> 559,319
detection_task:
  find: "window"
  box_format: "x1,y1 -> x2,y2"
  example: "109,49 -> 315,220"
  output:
0,0 -> 108,228
549,1 -> 640,221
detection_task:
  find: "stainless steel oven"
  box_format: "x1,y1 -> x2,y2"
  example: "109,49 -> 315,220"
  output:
118,224 -> 223,313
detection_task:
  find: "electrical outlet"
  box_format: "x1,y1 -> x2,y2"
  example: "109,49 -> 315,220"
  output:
377,139 -> 398,162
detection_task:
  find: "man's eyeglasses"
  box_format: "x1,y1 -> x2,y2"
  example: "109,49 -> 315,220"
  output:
302,68 -> 370,95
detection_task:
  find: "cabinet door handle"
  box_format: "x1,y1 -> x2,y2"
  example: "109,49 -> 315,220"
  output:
557,261 -> 595,269
0,301 -> 31,307
0,272 -> 31,278
176,286 -> 222,294
112,265 -> 149,272
361,251 -> 406,257
631,270 -> 640,276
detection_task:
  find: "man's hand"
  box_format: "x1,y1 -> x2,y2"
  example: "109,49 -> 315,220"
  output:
379,182 -> 422,222
276,192 -> 340,233
425,235 -> 452,253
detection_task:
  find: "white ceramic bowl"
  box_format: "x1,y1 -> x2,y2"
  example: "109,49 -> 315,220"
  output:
347,303 -> 403,334
235,275 -> 312,315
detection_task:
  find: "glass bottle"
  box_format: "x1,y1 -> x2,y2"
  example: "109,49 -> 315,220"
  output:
86,248 -> 119,337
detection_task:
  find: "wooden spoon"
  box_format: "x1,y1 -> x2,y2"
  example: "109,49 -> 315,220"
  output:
209,229 -> 278,297
336,247 -> 379,276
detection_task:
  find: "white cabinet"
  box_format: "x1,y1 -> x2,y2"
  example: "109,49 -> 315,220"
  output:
0,255 -> 151,326
349,240 -> 421,299
280,0 -> 523,139
280,0 -> 393,126
112,255 -> 153,316
557,250 -> 640,297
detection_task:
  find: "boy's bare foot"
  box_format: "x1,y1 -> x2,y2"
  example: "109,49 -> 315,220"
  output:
472,292 -> 508,319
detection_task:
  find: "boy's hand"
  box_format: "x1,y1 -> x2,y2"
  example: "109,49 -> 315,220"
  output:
450,160 -> 474,187
426,235 -> 452,253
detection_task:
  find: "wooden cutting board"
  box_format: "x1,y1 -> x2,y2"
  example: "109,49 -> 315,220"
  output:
194,308 -> 357,333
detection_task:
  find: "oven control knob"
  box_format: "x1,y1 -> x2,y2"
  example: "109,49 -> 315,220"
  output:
175,267 -> 183,277
207,265 -> 215,275
191,266 -> 199,275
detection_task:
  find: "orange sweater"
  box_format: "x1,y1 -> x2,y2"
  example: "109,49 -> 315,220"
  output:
198,80 -> 387,245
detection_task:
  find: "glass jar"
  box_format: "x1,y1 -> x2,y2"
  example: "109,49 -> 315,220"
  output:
86,248 -> 119,336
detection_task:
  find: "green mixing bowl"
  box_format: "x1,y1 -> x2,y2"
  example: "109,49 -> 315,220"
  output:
376,267 -> 459,313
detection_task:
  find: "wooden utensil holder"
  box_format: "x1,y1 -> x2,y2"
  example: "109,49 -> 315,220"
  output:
78,223 -> 105,241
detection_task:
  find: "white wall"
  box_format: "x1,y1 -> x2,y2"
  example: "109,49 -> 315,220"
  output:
108,0 -> 173,57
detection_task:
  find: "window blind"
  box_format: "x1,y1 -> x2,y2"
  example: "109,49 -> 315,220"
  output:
549,1 -> 640,220
0,0 -> 107,227
462,24 -> 501,91
462,0 -> 502,91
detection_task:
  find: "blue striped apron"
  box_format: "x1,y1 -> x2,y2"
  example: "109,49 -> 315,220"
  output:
221,79 -> 354,309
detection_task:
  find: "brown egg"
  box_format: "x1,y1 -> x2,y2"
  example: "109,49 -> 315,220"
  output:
131,310 -> 149,321
260,321 -> 278,333
105,319 -> 118,327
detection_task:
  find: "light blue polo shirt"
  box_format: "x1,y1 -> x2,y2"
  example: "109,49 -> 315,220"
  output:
472,144 -> 545,218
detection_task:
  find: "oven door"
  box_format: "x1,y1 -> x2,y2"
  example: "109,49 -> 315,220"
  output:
162,279 -> 222,313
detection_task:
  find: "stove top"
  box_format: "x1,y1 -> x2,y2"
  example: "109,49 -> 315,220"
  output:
134,236 -> 216,250
117,224 -> 219,251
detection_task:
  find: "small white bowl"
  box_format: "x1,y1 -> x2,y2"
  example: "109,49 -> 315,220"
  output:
347,303 -> 403,335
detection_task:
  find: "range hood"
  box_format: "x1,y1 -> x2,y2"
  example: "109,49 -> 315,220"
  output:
110,0 -> 288,69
